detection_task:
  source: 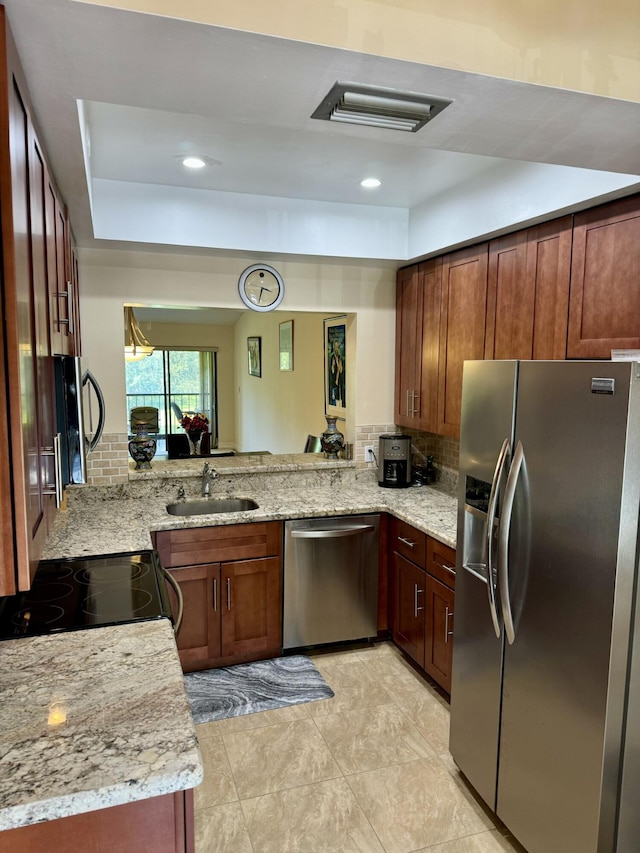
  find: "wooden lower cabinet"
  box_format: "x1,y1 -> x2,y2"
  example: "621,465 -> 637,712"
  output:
392,552 -> 426,669
390,518 -> 456,694
0,789 -> 194,853
155,522 -> 283,672
424,574 -> 455,694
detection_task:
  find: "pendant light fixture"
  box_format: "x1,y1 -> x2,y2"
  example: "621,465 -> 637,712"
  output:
124,306 -> 154,361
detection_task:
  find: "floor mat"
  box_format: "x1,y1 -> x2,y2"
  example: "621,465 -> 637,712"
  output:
184,655 -> 334,724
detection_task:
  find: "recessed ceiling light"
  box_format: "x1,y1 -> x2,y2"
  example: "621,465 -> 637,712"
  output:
182,156 -> 206,169
360,177 -> 381,188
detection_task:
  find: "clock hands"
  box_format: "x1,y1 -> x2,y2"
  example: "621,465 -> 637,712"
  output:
258,285 -> 274,302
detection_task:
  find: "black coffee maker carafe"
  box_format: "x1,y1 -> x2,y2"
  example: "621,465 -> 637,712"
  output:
378,434 -> 412,488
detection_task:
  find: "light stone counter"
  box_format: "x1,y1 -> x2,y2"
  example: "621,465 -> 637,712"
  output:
43,474 -> 457,561
0,620 -> 203,831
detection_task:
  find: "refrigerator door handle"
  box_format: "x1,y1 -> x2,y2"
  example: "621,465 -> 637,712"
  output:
498,439 -> 524,645
483,437 -> 510,638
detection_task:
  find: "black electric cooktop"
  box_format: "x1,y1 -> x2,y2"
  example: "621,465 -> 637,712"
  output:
0,550 -> 173,640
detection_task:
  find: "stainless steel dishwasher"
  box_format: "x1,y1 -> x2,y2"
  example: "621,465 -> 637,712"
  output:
283,515 -> 380,649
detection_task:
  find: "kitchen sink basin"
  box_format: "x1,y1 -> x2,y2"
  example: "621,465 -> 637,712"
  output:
166,498 -> 259,516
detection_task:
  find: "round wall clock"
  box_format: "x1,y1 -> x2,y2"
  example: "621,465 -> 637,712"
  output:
238,264 -> 285,312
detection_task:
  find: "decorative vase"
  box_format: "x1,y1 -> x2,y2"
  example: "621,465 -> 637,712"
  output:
320,415 -> 345,459
128,421 -> 156,470
186,429 -> 204,456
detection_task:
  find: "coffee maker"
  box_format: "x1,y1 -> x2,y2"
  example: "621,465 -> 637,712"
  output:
378,434 -> 412,488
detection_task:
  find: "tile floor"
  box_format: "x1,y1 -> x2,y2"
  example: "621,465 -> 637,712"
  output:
193,642 -> 526,852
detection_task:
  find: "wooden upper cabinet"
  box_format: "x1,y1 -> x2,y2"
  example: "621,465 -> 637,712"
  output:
50,196 -> 82,356
568,196 -> 640,358
487,217 -> 572,360
528,217 -> 572,359
418,257 -> 442,434
485,230 -> 528,359
0,6 -> 77,592
438,243 -> 490,437
28,124 -> 58,540
395,264 -> 424,428
395,260 -> 442,433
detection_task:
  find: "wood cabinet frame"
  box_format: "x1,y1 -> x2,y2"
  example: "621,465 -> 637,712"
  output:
155,522 -> 283,673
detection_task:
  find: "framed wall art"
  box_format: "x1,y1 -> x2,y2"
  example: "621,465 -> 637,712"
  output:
324,316 -> 346,419
279,320 -> 294,371
247,336 -> 262,377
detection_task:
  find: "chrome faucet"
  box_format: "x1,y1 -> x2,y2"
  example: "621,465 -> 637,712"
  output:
201,462 -> 218,497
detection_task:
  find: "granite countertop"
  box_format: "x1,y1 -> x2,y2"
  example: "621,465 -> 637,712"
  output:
0,620 -> 203,831
42,477 -> 457,560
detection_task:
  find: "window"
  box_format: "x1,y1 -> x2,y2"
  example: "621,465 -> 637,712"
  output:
126,349 -> 217,453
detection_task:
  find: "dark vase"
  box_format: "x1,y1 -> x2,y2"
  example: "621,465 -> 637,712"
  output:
320,415 -> 345,459
186,429 -> 203,456
128,421 -> 156,470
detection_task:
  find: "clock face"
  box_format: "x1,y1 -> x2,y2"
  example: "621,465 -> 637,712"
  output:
238,264 -> 285,312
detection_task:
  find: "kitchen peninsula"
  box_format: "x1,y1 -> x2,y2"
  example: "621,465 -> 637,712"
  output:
0,454 -> 456,847
43,454 -> 457,559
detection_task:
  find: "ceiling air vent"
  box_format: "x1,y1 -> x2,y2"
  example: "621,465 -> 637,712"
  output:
311,82 -> 452,132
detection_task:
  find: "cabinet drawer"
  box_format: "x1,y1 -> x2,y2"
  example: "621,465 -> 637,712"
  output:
390,518 -> 426,567
155,521 -> 282,568
426,537 -> 456,589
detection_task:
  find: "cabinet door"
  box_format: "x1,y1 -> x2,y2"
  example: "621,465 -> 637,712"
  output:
54,196 -> 75,356
392,552 -> 426,668
528,217 -> 572,360
395,264 -> 424,428
424,574 -> 455,694
28,125 -> 57,537
5,74 -> 40,588
438,244 -> 490,437
45,176 -> 64,356
568,196 -> 640,358
418,257 -> 442,433
486,230 -> 530,359
220,557 -> 282,659
69,238 -> 82,354
169,564 -> 221,669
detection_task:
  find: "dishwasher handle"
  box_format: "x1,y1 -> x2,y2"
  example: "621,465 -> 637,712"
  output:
290,524 -> 375,540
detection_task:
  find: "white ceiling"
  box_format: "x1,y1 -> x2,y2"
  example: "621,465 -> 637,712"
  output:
4,0 -> 640,259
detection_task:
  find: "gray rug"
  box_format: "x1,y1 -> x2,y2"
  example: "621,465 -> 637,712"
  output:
184,655 -> 334,724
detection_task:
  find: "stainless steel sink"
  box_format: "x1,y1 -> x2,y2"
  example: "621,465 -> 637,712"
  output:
166,498 -> 259,516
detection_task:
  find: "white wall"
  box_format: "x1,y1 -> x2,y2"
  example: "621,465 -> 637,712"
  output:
408,161 -> 640,258
78,249 -> 397,445
233,312 -> 328,453
91,179 -> 409,260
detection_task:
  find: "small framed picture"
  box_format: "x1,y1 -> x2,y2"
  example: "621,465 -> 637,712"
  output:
279,320 -> 294,371
247,336 -> 262,377
324,316 -> 346,418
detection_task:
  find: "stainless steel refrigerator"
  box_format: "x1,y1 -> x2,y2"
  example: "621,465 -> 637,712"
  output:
450,360 -> 640,853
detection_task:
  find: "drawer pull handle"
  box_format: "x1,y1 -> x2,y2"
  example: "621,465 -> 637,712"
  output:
226,577 -> 231,611
414,584 -> 424,617
213,578 -> 217,611
398,536 -> 416,548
